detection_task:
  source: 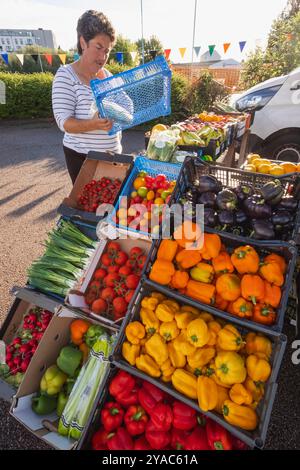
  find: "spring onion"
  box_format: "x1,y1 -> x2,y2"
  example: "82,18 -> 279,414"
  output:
57,220 -> 97,248
27,277 -> 69,297
38,257 -> 83,277
47,231 -> 94,257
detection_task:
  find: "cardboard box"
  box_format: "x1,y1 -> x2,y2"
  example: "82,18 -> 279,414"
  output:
66,230 -> 153,328
57,151 -> 134,224
0,289 -> 61,402
10,306 -> 117,450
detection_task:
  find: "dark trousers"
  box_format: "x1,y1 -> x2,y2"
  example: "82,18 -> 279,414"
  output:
63,145 -> 87,185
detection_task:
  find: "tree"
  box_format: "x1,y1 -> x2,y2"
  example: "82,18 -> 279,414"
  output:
185,72 -> 229,115
135,36 -> 164,63
109,35 -> 138,67
241,2 -> 300,88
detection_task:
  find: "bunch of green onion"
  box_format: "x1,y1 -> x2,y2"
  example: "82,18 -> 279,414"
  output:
28,220 -> 97,297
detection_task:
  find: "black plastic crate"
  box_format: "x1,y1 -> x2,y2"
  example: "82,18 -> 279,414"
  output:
112,282 -> 287,449
144,231 -> 297,335
172,156 -> 300,245
57,151 -> 134,225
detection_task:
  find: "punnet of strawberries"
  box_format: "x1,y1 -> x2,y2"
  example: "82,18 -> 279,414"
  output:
84,241 -> 147,321
0,307 -> 53,387
77,177 -> 122,213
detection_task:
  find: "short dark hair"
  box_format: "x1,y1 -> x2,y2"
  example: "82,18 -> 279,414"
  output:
77,10 -> 116,55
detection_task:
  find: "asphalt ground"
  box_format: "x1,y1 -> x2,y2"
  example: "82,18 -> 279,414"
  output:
0,121 -> 299,450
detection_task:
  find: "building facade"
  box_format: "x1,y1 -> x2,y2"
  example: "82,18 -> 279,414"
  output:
0,29 -> 56,52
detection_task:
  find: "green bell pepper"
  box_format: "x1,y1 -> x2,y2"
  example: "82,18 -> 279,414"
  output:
32,393 -> 57,415
85,325 -> 104,348
56,346 -> 82,377
40,365 -> 67,395
56,390 -> 69,417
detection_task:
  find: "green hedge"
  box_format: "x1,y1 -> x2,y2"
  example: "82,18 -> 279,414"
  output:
0,72 -> 53,118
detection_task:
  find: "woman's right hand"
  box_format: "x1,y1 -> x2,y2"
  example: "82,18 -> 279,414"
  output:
92,113 -> 113,132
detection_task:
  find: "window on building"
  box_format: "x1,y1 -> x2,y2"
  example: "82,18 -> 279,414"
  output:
1,39 -> 4,44
15,38 -> 18,45
20,39 -> 23,45
6,38 -> 10,44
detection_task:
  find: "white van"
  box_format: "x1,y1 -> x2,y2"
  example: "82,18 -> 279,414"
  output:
234,67 -> 300,162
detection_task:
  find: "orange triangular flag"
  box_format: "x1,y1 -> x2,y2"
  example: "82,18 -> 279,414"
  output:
179,48 -> 186,59
164,49 -> 171,60
45,54 -> 53,66
223,43 -> 231,54
58,54 -> 66,65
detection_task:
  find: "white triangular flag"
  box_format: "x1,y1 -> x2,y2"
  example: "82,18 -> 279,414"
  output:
16,54 -> 24,65
130,51 -> 138,62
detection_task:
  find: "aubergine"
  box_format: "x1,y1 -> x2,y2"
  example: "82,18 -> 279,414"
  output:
204,208 -> 218,227
271,210 -> 293,226
218,210 -> 235,226
251,220 -> 275,240
277,196 -> 298,211
197,191 -> 216,208
244,194 -> 272,219
216,189 -> 238,211
235,210 -> 248,225
194,175 -> 222,193
234,184 -> 254,202
260,179 -> 284,206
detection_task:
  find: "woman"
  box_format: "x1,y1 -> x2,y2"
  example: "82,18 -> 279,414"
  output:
52,10 -> 121,184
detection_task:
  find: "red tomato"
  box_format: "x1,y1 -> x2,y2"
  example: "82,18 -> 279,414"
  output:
91,298 -> 108,314
113,297 -> 128,315
129,247 -> 144,258
125,290 -> 135,304
107,265 -> 119,274
101,287 -> 116,302
101,253 -> 112,267
107,241 -> 121,253
118,266 -> 132,276
125,274 -> 140,290
93,268 -> 107,280
115,251 -> 128,266
104,273 -> 120,287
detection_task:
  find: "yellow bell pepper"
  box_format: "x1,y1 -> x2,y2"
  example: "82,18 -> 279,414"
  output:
187,347 -> 216,369
161,358 -> 175,377
214,385 -> 230,414
245,333 -> 272,360
140,308 -> 160,335
125,321 -> 146,345
186,318 -> 210,348
162,299 -> 180,312
173,330 -> 197,356
197,376 -> 218,412
162,374 -> 173,383
190,262 -> 215,284
145,333 -> 169,366
217,324 -> 244,352
136,354 -> 161,378
122,342 -> 140,366
159,321 -> 180,341
244,377 -> 265,403
151,292 -> 166,302
198,312 -> 215,323
168,341 -> 186,368
222,400 -> 258,431
171,369 -> 198,399
185,364 -> 203,377
206,362 -> 232,389
175,311 -> 196,330
246,355 -> 271,382
215,352 -> 247,385
207,321 -> 222,346
229,383 -> 253,405
141,296 -> 159,311
180,305 -> 200,316
155,303 -> 175,322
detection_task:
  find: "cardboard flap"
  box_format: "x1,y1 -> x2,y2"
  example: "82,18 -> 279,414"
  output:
13,288 -> 61,313
12,394 -> 58,431
87,151 -> 133,165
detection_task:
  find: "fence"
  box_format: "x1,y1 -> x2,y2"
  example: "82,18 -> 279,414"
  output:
171,63 -> 242,90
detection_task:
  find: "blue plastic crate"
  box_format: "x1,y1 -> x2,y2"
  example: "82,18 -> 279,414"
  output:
90,56 -> 172,135
107,156 -> 181,237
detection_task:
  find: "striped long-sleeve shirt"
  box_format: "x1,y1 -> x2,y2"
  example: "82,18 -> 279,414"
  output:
52,64 -> 122,154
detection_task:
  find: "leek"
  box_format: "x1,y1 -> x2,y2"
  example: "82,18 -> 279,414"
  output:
57,220 -> 97,248
27,277 -> 68,297
48,231 -> 94,257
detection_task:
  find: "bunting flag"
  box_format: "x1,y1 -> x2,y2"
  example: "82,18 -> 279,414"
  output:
149,50 -> 157,60
58,54 -> 66,65
179,47 -> 186,59
44,54 -> 53,66
130,51 -> 138,62
73,52 -> 80,61
31,54 -> 39,63
239,41 -> 247,53
287,33 -> 293,41
0,53 -> 9,65
164,49 -> 171,60
208,45 -> 216,56
16,54 -> 24,65
116,52 -> 124,64
223,43 -> 231,54
194,46 -> 201,57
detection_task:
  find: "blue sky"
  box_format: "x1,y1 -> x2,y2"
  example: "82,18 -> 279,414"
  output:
1,0 -> 288,62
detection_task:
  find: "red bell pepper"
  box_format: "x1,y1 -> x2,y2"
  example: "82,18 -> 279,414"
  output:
206,419 -> 233,450
171,428 -> 190,450
116,387 -> 139,408
172,401 -> 197,431
124,405 -> 148,436
138,382 -> 165,415
91,428 -> 110,450
101,401 -> 124,432
232,436 -> 249,450
109,371 -> 136,400
107,427 -> 133,450
145,420 -> 171,450
151,403 -> 173,432
185,427 -> 210,450
134,436 -> 152,450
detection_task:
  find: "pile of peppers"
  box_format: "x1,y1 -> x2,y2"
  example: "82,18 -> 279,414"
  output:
91,370 -> 247,451
180,174 -> 300,240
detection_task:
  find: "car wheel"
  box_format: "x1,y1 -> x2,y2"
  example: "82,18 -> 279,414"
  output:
263,134 -> 300,163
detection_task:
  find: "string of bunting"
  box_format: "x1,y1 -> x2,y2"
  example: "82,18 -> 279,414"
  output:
0,34 -> 295,66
